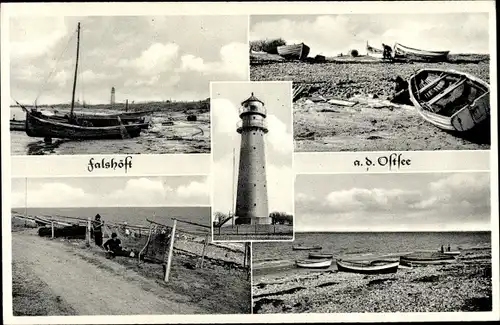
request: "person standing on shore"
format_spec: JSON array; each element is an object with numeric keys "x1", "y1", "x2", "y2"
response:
[
  {"x1": 92, "y1": 214, "x2": 104, "y2": 247},
  {"x1": 382, "y1": 43, "x2": 393, "y2": 60},
  {"x1": 440, "y1": 245, "x2": 445, "y2": 253}
]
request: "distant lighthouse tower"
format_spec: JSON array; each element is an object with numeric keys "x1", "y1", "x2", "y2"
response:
[
  {"x1": 234, "y1": 93, "x2": 270, "y2": 225},
  {"x1": 110, "y1": 87, "x2": 116, "y2": 105}
]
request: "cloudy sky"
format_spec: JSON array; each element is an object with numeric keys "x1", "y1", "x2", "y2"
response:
[
  {"x1": 211, "y1": 81, "x2": 293, "y2": 217},
  {"x1": 295, "y1": 172, "x2": 490, "y2": 232},
  {"x1": 11, "y1": 176, "x2": 210, "y2": 208},
  {"x1": 250, "y1": 13, "x2": 490, "y2": 57},
  {"x1": 10, "y1": 16, "x2": 248, "y2": 105}
]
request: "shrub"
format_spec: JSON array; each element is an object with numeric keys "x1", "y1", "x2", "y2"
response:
[
  {"x1": 250, "y1": 38, "x2": 286, "y2": 54},
  {"x1": 350, "y1": 49, "x2": 359, "y2": 57},
  {"x1": 269, "y1": 211, "x2": 293, "y2": 225}
]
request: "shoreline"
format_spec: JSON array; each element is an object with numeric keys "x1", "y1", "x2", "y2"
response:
[{"x1": 252, "y1": 248, "x2": 492, "y2": 313}]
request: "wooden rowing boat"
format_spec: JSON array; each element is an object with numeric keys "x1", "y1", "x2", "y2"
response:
[
  {"x1": 366, "y1": 42, "x2": 384, "y2": 59},
  {"x1": 408, "y1": 69, "x2": 490, "y2": 132},
  {"x1": 400, "y1": 252, "x2": 456, "y2": 266},
  {"x1": 277, "y1": 43, "x2": 310, "y2": 60},
  {"x1": 10, "y1": 119, "x2": 25, "y2": 131},
  {"x1": 24, "y1": 108, "x2": 146, "y2": 139},
  {"x1": 308, "y1": 252, "x2": 334, "y2": 259},
  {"x1": 292, "y1": 245, "x2": 322, "y2": 251},
  {"x1": 296, "y1": 258, "x2": 332, "y2": 269},
  {"x1": 336, "y1": 259, "x2": 400, "y2": 274},
  {"x1": 443, "y1": 251, "x2": 461, "y2": 256},
  {"x1": 42, "y1": 110, "x2": 152, "y2": 128},
  {"x1": 394, "y1": 43, "x2": 449, "y2": 62}
]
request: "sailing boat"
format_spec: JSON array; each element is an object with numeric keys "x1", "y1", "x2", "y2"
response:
[{"x1": 20, "y1": 22, "x2": 149, "y2": 140}]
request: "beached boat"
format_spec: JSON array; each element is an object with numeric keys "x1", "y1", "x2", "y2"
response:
[
  {"x1": 394, "y1": 43, "x2": 449, "y2": 62},
  {"x1": 42, "y1": 110, "x2": 152, "y2": 128},
  {"x1": 309, "y1": 252, "x2": 334, "y2": 259},
  {"x1": 400, "y1": 252, "x2": 456, "y2": 266},
  {"x1": 443, "y1": 251, "x2": 461, "y2": 256},
  {"x1": 296, "y1": 258, "x2": 332, "y2": 269},
  {"x1": 408, "y1": 69, "x2": 490, "y2": 132},
  {"x1": 277, "y1": 43, "x2": 310, "y2": 60},
  {"x1": 10, "y1": 119, "x2": 25, "y2": 131},
  {"x1": 366, "y1": 42, "x2": 384, "y2": 59},
  {"x1": 336, "y1": 259, "x2": 400, "y2": 274},
  {"x1": 19, "y1": 22, "x2": 148, "y2": 140},
  {"x1": 292, "y1": 245, "x2": 322, "y2": 251},
  {"x1": 23, "y1": 108, "x2": 146, "y2": 139}
]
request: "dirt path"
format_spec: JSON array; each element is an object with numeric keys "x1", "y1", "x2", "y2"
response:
[{"x1": 12, "y1": 231, "x2": 209, "y2": 315}]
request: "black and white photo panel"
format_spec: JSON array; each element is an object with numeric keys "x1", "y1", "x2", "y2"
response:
[{"x1": 211, "y1": 81, "x2": 294, "y2": 242}]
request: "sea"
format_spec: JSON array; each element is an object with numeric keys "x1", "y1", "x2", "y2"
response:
[
  {"x1": 11, "y1": 206, "x2": 211, "y2": 233},
  {"x1": 253, "y1": 231, "x2": 491, "y2": 276},
  {"x1": 9, "y1": 106, "x2": 210, "y2": 155}
]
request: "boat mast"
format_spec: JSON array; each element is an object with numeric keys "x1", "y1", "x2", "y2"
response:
[
  {"x1": 232, "y1": 147, "x2": 235, "y2": 226},
  {"x1": 70, "y1": 22, "x2": 81, "y2": 122},
  {"x1": 24, "y1": 177, "x2": 28, "y2": 217}
]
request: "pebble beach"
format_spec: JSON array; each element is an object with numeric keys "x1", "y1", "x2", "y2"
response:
[
  {"x1": 252, "y1": 248, "x2": 492, "y2": 313},
  {"x1": 250, "y1": 54, "x2": 490, "y2": 152}
]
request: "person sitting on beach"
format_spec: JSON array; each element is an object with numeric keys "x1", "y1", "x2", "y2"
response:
[
  {"x1": 103, "y1": 232, "x2": 124, "y2": 258},
  {"x1": 92, "y1": 214, "x2": 104, "y2": 247}
]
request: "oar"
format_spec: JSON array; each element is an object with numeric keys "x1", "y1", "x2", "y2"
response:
[{"x1": 116, "y1": 116, "x2": 131, "y2": 139}]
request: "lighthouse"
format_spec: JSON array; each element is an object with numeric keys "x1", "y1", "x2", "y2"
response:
[
  {"x1": 110, "y1": 87, "x2": 116, "y2": 105},
  {"x1": 234, "y1": 93, "x2": 270, "y2": 225}
]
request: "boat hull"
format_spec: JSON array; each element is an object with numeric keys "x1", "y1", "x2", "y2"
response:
[
  {"x1": 292, "y1": 245, "x2": 322, "y2": 251},
  {"x1": 309, "y1": 253, "x2": 334, "y2": 259},
  {"x1": 336, "y1": 259, "x2": 399, "y2": 274},
  {"x1": 25, "y1": 111, "x2": 146, "y2": 139},
  {"x1": 10, "y1": 120, "x2": 26, "y2": 131},
  {"x1": 366, "y1": 43, "x2": 384, "y2": 59},
  {"x1": 408, "y1": 69, "x2": 490, "y2": 132},
  {"x1": 41, "y1": 110, "x2": 151, "y2": 128},
  {"x1": 277, "y1": 43, "x2": 310, "y2": 60},
  {"x1": 296, "y1": 259, "x2": 332, "y2": 269},
  {"x1": 394, "y1": 43, "x2": 449, "y2": 62}
]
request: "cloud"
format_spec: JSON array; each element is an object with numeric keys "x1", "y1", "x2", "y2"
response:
[
  {"x1": 119, "y1": 42, "x2": 180, "y2": 76},
  {"x1": 12, "y1": 177, "x2": 210, "y2": 208},
  {"x1": 179, "y1": 42, "x2": 248, "y2": 79},
  {"x1": 266, "y1": 114, "x2": 293, "y2": 154},
  {"x1": 10, "y1": 17, "x2": 68, "y2": 59},
  {"x1": 294, "y1": 173, "x2": 490, "y2": 232},
  {"x1": 211, "y1": 98, "x2": 240, "y2": 136},
  {"x1": 176, "y1": 180, "x2": 210, "y2": 199}
]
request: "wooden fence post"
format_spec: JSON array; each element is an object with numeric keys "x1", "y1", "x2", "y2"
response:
[
  {"x1": 51, "y1": 219, "x2": 54, "y2": 239},
  {"x1": 86, "y1": 217, "x2": 91, "y2": 247},
  {"x1": 164, "y1": 219, "x2": 177, "y2": 282},
  {"x1": 199, "y1": 233, "x2": 209, "y2": 269}
]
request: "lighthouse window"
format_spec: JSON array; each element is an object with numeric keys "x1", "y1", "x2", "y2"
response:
[
  {"x1": 253, "y1": 132, "x2": 255, "y2": 135},
  {"x1": 253, "y1": 116, "x2": 256, "y2": 119},
  {"x1": 254, "y1": 184, "x2": 256, "y2": 187},
  {"x1": 254, "y1": 203, "x2": 257, "y2": 207},
  {"x1": 253, "y1": 146, "x2": 256, "y2": 150}
]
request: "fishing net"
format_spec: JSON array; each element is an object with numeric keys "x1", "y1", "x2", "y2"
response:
[{"x1": 139, "y1": 223, "x2": 173, "y2": 264}]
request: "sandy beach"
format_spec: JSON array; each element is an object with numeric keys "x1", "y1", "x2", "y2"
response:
[
  {"x1": 11, "y1": 227, "x2": 250, "y2": 315},
  {"x1": 252, "y1": 247, "x2": 491, "y2": 313},
  {"x1": 250, "y1": 56, "x2": 490, "y2": 152}
]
